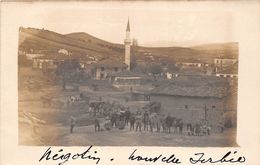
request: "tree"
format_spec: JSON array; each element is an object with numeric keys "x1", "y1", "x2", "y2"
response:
[
  {"x1": 148, "y1": 64, "x2": 163, "y2": 76},
  {"x1": 56, "y1": 59, "x2": 81, "y2": 90}
]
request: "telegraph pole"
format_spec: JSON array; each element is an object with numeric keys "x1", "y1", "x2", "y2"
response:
[{"x1": 204, "y1": 104, "x2": 207, "y2": 121}]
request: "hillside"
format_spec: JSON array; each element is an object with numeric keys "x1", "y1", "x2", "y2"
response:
[
  {"x1": 191, "y1": 42, "x2": 238, "y2": 59},
  {"x1": 18, "y1": 27, "x2": 238, "y2": 64},
  {"x1": 19, "y1": 27, "x2": 124, "y2": 61}
]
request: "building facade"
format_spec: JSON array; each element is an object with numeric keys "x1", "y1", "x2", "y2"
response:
[
  {"x1": 91, "y1": 60, "x2": 127, "y2": 80},
  {"x1": 214, "y1": 58, "x2": 237, "y2": 68},
  {"x1": 149, "y1": 75, "x2": 233, "y2": 127}
]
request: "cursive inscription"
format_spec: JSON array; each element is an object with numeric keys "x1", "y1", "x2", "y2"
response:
[
  {"x1": 128, "y1": 149, "x2": 181, "y2": 164},
  {"x1": 190, "y1": 151, "x2": 246, "y2": 164},
  {"x1": 39, "y1": 145, "x2": 101, "y2": 165}
]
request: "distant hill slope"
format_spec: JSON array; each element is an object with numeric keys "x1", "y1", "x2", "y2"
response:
[
  {"x1": 18, "y1": 27, "x2": 238, "y2": 64},
  {"x1": 191, "y1": 42, "x2": 238, "y2": 59},
  {"x1": 19, "y1": 28, "x2": 125, "y2": 61},
  {"x1": 65, "y1": 32, "x2": 124, "y2": 49}
]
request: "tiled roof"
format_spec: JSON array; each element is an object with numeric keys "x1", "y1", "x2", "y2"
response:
[
  {"x1": 110, "y1": 71, "x2": 151, "y2": 78},
  {"x1": 91, "y1": 59, "x2": 127, "y2": 68},
  {"x1": 33, "y1": 54, "x2": 88, "y2": 61},
  {"x1": 151, "y1": 75, "x2": 229, "y2": 98}
]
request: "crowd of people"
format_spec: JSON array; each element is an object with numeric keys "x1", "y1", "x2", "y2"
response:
[
  {"x1": 64, "y1": 99, "x2": 225, "y2": 136},
  {"x1": 93, "y1": 108, "x2": 213, "y2": 136}
]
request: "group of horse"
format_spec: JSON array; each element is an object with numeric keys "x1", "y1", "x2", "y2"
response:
[{"x1": 108, "y1": 111, "x2": 186, "y2": 134}]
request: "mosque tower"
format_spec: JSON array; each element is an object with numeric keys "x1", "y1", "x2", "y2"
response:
[{"x1": 124, "y1": 18, "x2": 131, "y2": 70}]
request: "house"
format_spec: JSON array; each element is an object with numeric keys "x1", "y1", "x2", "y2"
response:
[
  {"x1": 214, "y1": 58, "x2": 237, "y2": 68},
  {"x1": 164, "y1": 64, "x2": 180, "y2": 79},
  {"x1": 110, "y1": 71, "x2": 152, "y2": 88},
  {"x1": 26, "y1": 53, "x2": 44, "y2": 60},
  {"x1": 216, "y1": 63, "x2": 238, "y2": 78},
  {"x1": 58, "y1": 48, "x2": 72, "y2": 56},
  {"x1": 148, "y1": 75, "x2": 233, "y2": 127},
  {"x1": 32, "y1": 54, "x2": 74, "y2": 70},
  {"x1": 177, "y1": 58, "x2": 205, "y2": 68},
  {"x1": 90, "y1": 59, "x2": 128, "y2": 80}
]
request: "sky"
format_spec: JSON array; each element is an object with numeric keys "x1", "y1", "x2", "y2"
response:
[{"x1": 6, "y1": 1, "x2": 236, "y2": 46}]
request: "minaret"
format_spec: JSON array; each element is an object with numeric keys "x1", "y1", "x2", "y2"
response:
[{"x1": 124, "y1": 18, "x2": 131, "y2": 70}]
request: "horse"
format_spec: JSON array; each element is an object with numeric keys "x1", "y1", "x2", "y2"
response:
[{"x1": 174, "y1": 118, "x2": 184, "y2": 134}]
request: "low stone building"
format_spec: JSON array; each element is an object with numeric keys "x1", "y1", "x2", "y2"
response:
[
  {"x1": 90, "y1": 59, "x2": 128, "y2": 80},
  {"x1": 148, "y1": 75, "x2": 235, "y2": 127},
  {"x1": 110, "y1": 71, "x2": 152, "y2": 88},
  {"x1": 177, "y1": 58, "x2": 206, "y2": 68},
  {"x1": 32, "y1": 54, "x2": 73, "y2": 70},
  {"x1": 214, "y1": 58, "x2": 237, "y2": 68},
  {"x1": 216, "y1": 63, "x2": 238, "y2": 79}
]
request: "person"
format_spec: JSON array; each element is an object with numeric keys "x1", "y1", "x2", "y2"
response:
[
  {"x1": 149, "y1": 112, "x2": 158, "y2": 132},
  {"x1": 135, "y1": 111, "x2": 142, "y2": 132},
  {"x1": 88, "y1": 106, "x2": 93, "y2": 116},
  {"x1": 94, "y1": 118, "x2": 100, "y2": 132},
  {"x1": 160, "y1": 114, "x2": 166, "y2": 133},
  {"x1": 220, "y1": 121, "x2": 224, "y2": 133},
  {"x1": 186, "y1": 123, "x2": 193, "y2": 136},
  {"x1": 111, "y1": 112, "x2": 117, "y2": 128},
  {"x1": 129, "y1": 114, "x2": 135, "y2": 131},
  {"x1": 195, "y1": 123, "x2": 200, "y2": 136},
  {"x1": 143, "y1": 110, "x2": 149, "y2": 131},
  {"x1": 70, "y1": 116, "x2": 76, "y2": 134},
  {"x1": 125, "y1": 108, "x2": 131, "y2": 126},
  {"x1": 179, "y1": 119, "x2": 184, "y2": 134},
  {"x1": 207, "y1": 125, "x2": 211, "y2": 135},
  {"x1": 165, "y1": 113, "x2": 173, "y2": 133}
]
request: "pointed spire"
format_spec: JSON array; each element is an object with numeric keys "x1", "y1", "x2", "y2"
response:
[{"x1": 126, "y1": 18, "x2": 130, "y2": 31}]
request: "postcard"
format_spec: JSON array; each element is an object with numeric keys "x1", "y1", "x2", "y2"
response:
[{"x1": 1, "y1": 1, "x2": 260, "y2": 165}]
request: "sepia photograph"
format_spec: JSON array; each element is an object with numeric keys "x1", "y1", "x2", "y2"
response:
[{"x1": 17, "y1": 4, "x2": 239, "y2": 147}]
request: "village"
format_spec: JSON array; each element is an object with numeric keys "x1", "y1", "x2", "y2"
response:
[{"x1": 18, "y1": 19, "x2": 238, "y2": 146}]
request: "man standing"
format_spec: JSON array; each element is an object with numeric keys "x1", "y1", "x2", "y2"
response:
[
  {"x1": 94, "y1": 118, "x2": 100, "y2": 132},
  {"x1": 111, "y1": 111, "x2": 117, "y2": 128},
  {"x1": 129, "y1": 114, "x2": 135, "y2": 131},
  {"x1": 125, "y1": 108, "x2": 131, "y2": 126},
  {"x1": 143, "y1": 110, "x2": 149, "y2": 131},
  {"x1": 135, "y1": 111, "x2": 142, "y2": 132},
  {"x1": 70, "y1": 116, "x2": 76, "y2": 134},
  {"x1": 165, "y1": 113, "x2": 173, "y2": 134}
]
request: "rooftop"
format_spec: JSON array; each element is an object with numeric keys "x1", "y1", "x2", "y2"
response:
[
  {"x1": 151, "y1": 75, "x2": 230, "y2": 98},
  {"x1": 91, "y1": 59, "x2": 127, "y2": 69},
  {"x1": 110, "y1": 71, "x2": 151, "y2": 78},
  {"x1": 33, "y1": 54, "x2": 75, "y2": 60}
]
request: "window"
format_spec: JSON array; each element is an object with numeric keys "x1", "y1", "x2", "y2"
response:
[
  {"x1": 101, "y1": 67, "x2": 104, "y2": 71},
  {"x1": 185, "y1": 105, "x2": 188, "y2": 109},
  {"x1": 100, "y1": 73, "x2": 104, "y2": 79},
  {"x1": 212, "y1": 105, "x2": 216, "y2": 109},
  {"x1": 114, "y1": 67, "x2": 118, "y2": 72}
]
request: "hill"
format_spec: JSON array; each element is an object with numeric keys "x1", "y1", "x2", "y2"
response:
[
  {"x1": 19, "y1": 27, "x2": 125, "y2": 61},
  {"x1": 18, "y1": 27, "x2": 238, "y2": 64}
]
